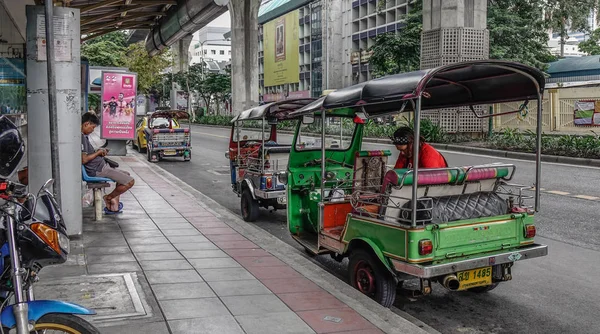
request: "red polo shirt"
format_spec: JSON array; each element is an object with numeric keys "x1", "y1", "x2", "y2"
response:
[{"x1": 394, "y1": 143, "x2": 448, "y2": 169}]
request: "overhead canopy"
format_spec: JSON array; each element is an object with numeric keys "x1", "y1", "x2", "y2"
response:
[
  {"x1": 66, "y1": 0, "x2": 177, "y2": 42},
  {"x1": 231, "y1": 99, "x2": 316, "y2": 123},
  {"x1": 292, "y1": 60, "x2": 546, "y2": 118}
]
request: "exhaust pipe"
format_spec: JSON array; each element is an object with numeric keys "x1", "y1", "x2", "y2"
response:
[{"x1": 442, "y1": 275, "x2": 460, "y2": 291}]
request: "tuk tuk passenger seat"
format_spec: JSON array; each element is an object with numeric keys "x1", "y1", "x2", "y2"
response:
[{"x1": 379, "y1": 165, "x2": 513, "y2": 225}]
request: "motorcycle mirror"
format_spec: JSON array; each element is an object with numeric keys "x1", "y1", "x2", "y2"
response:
[{"x1": 38, "y1": 179, "x2": 54, "y2": 196}]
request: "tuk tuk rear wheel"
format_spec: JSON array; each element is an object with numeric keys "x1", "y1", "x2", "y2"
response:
[
  {"x1": 349, "y1": 248, "x2": 396, "y2": 307},
  {"x1": 241, "y1": 189, "x2": 259, "y2": 222}
]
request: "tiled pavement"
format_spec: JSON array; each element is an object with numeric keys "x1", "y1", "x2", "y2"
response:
[{"x1": 37, "y1": 156, "x2": 394, "y2": 334}]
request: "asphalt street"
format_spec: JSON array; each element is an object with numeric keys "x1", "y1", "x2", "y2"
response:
[{"x1": 134, "y1": 124, "x2": 600, "y2": 334}]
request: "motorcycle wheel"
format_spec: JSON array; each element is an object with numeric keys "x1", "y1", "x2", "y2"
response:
[{"x1": 33, "y1": 313, "x2": 100, "y2": 333}]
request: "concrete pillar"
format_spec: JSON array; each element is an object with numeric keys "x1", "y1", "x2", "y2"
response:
[
  {"x1": 26, "y1": 5, "x2": 82, "y2": 235},
  {"x1": 170, "y1": 35, "x2": 193, "y2": 110},
  {"x1": 421, "y1": 0, "x2": 488, "y2": 134},
  {"x1": 324, "y1": 0, "x2": 343, "y2": 90},
  {"x1": 229, "y1": 0, "x2": 260, "y2": 114}
]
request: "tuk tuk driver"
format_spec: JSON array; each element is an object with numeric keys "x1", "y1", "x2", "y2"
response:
[{"x1": 391, "y1": 126, "x2": 448, "y2": 169}]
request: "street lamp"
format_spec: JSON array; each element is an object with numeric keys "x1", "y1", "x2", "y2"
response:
[{"x1": 196, "y1": 38, "x2": 230, "y2": 115}]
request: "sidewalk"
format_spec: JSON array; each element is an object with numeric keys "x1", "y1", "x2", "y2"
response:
[{"x1": 34, "y1": 154, "x2": 433, "y2": 334}]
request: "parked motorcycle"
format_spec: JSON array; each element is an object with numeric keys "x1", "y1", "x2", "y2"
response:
[{"x1": 0, "y1": 115, "x2": 99, "y2": 333}]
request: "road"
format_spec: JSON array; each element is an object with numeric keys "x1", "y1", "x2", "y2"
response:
[{"x1": 136, "y1": 124, "x2": 600, "y2": 334}]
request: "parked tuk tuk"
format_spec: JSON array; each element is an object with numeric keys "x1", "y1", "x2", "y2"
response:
[
  {"x1": 145, "y1": 110, "x2": 192, "y2": 162},
  {"x1": 279, "y1": 60, "x2": 548, "y2": 306},
  {"x1": 226, "y1": 99, "x2": 315, "y2": 222}
]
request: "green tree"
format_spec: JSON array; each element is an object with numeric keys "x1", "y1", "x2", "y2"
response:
[
  {"x1": 369, "y1": 0, "x2": 422, "y2": 76},
  {"x1": 173, "y1": 64, "x2": 232, "y2": 116},
  {"x1": 488, "y1": 0, "x2": 556, "y2": 70},
  {"x1": 80, "y1": 31, "x2": 127, "y2": 67},
  {"x1": 369, "y1": 0, "x2": 556, "y2": 74},
  {"x1": 543, "y1": 0, "x2": 599, "y2": 57},
  {"x1": 124, "y1": 42, "x2": 173, "y2": 95},
  {"x1": 578, "y1": 28, "x2": 600, "y2": 55}
]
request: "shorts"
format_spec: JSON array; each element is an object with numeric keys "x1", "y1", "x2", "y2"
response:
[{"x1": 96, "y1": 164, "x2": 134, "y2": 185}]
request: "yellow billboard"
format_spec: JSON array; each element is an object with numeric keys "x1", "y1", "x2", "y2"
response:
[{"x1": 263, "y1": 10, "x2": 299, "y2": 87}]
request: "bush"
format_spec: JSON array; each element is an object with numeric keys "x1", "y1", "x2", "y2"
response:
[
  {"x1": 195, "y1": 115, "x2": 233, "y2": 126},
  {"x1": 487, "y1": 129, "x2": 600, "y2": 159}
]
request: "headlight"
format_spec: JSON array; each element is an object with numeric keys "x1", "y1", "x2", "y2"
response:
[
  {"x1": 277, "y1": 171, "x2": 288, "y2": 185},
  {"x1": 58, "y1": 233, "x2": 70, "y2": 254}
]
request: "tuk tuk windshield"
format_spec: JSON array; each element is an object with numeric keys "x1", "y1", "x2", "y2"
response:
[
  {"x1": 233, "y1": 122, "x2": 272, "y2": 142},
  {"x1": 150, "y1": 117, "x2": 178, "y2": 129},
  {"x1": 295, "y1": 117, "x2": 356, "y2": 151}
]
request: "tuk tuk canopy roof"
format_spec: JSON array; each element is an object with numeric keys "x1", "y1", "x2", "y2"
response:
[
  {"x1": 149, "y1": 110, "x2": 190, "y2": 120},
  {"x1": 291, "y1": 60, "x2": 546, "y2": 118},
  {"x1": 231, "y1": 99, "x2": 316, "y2": 122}
]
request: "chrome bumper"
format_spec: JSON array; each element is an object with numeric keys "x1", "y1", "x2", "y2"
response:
[
  {"x1": 254, "y1": 189, "x2": 286, "y2": 199},
  {"x1": 390, "y1": 244, "x2": 548, "y2": 278}
]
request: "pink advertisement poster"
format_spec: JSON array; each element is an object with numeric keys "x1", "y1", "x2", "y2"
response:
[{"x1": 100, "y1": 71, "x2": 137, "y2": 139}]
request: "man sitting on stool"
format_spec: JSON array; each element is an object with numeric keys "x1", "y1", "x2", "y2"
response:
[{"x1": 81, "y1": 112, "x2": 135, "y2": 212}]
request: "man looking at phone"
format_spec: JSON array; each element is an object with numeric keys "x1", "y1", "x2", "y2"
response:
[{"x1": 81, "y1": 112, "x2": 134, "y2": 212}]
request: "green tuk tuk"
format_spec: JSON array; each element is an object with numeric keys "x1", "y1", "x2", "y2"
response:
[{"x1": 279, "y1": 60, "x2": 549, "y2": 307}]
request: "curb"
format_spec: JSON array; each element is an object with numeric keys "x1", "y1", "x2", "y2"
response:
[
  {"x1": 134, "y1": 153, "x2": 436, "y2": 334},
  {"x1": 191, "y1": 124, "x2": 600, "y2": 167},
  {"x1": 430, "y1": 143, "x2": 600, "y2": 167}
]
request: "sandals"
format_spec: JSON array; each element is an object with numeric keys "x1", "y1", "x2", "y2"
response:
[{"x1": 104, "y1": 202, "x2": 124, "y2": 215}]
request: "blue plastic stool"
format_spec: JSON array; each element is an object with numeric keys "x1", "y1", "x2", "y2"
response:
[{"x1": 82, "y1": 166, "x2": 113, "y2": 220}]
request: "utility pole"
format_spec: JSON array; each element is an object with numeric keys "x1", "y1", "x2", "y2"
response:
[{"x1": 44, "y1": 0, "x2": 61, "y2": 205}]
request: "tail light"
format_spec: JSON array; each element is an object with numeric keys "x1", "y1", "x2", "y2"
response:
[
  {"x1": 418, "y1": 239, "x2": 433, "y2": 255},
  {"x1": 524, "y1": 224, "x2": 536, "y2": 239},
  {"x1": 266, "y1": 177, "x2": 273, "y2": 189}
]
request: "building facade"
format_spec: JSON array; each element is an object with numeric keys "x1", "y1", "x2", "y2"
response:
[
  {"x1": 341, "y1": 0, "x2": 415, "y2": 87},
  {"x1": 189, "y1": 26, "x2": 232, "y2": 66}
]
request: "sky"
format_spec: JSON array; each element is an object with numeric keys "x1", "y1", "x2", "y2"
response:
[{"x1": 208, "y1": 11, "x2": 231, "y2": 28}]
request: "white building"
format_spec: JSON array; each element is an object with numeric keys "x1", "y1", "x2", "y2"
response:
[{"x1": 189, "y1": 26, "x2": 231, "y2": 66}]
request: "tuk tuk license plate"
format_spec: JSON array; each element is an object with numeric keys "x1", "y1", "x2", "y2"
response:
[
  {"x1": 457, "y1": 266, "x2": 492, "y2": 290},
  {"x1": 163, "y1": 150, "x2": 177, "y2": 156},
  {"x1": 277, "y1": 196, "x2": 287, "y2": 204}
]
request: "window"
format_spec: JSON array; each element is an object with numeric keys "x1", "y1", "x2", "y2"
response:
[
  {"x1": 204, "y1": 50, "x2": 207, "y2": 55},
  {"x1": 220, "y1": 50, "x2": 225, "y2": 55},
  {"x1": 295, "y1": 117, "x2": 356, "y2": 151},
  {"x1": 233, "y1": 124, "x2": 272, "y2": 142},
  {"x1": 211, "y1": 50, "x2": 216, "y2": 55},
  {"x1": 228, "y1": 50, "x2": 231, "y2": 55}
]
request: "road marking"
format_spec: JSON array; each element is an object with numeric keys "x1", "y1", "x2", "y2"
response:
[
  {"x1": 546, "y1": 190, "x2": 570, "y2": 196},
  {"x1": 574, "y1": 195, "x2": 600, "y2": 201},
  {"x1": 195, "y1": 132, "x2": 229, "y2": 139}
]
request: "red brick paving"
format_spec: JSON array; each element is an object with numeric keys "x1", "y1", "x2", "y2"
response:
[
  {"x1": 235, "y1": 255, "x2": 287, "y2": 268},
  {"x1": 205, "y1": 234, "x2": 248, "y2": 242},
  {"x1": 247, "y1": 265, "x2": 303, "y2": 280},
  {"x1": 190, "y1": 222, "x2": 230, "y2": 229},
  {"x1": 198, "y1": 227, "x2": 238, "y2": 235},
  {"x1": 224, "y1": 248, "x2": 271, "y2": 258},
  {"x1": 277, "y1": 291, "x2": 349, "y2": 312},
  {"x1": 297, "y1": 308, "x2": 379, "y2": 333},
  {"x1": 261, "y1": 277, "x2": 324, "y2": 294},
  {"x1": 214, "y1": 240, "x2": 258, "y2": 249}
]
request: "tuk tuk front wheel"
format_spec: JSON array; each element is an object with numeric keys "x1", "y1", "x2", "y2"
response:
[
  {"x1": 241, "y1": 189, "x2": 260, "y2": 222},
  {"x1": 349, "y1": 248, "x2": 396, "y2": 307}
]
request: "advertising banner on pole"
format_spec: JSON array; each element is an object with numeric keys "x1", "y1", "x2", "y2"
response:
[
  {"x1": 100, "y1": 71, "x2": 137, "y2": 139},
  {"x1": 263, "y1": 9, "x2": 299, "y2": 87}
]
